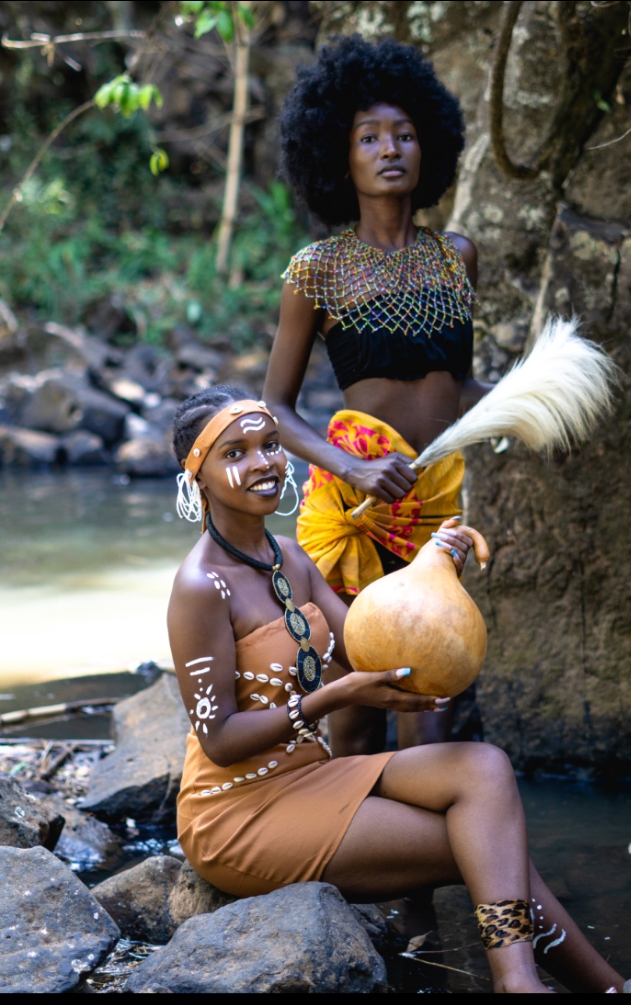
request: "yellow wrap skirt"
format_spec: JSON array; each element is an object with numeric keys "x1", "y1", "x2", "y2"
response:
[{"x1": 296, "y1": 410, "x2": 464, "y2": 596}]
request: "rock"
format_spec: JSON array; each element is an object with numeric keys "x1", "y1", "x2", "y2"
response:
[
  {"x1": 115, "y1": 437, "x2": 180, "y2": 477},
  {"x1": 0, "y1": 424, "x2": 61, "y2": 467},
  {"x1": 6, "y1": 369, "x2": 129, "y2": 444},
  {"x1": 167, "y1": 860, "x2": 237, "y2": 935},
  {"x1": 44, "y1": 322, "x2": 114, "y2": 374},
  {"x1": 0, "y1": 845, "x2": 119, "y2": 993},
  {"x1": 0, "y1": 778, "x2": 65, "y2": 851},
  {"x1": 61, "y1": 431, "x2": 108, "y2": 467},
  {"x1": 36, "y1": 795, "x2": 123, "y2": 873},
  {"x1": 124, "y1": 883, "x2": 387, "y2": 994},
  {"x1": 349, "y1": 903, "x2": 390, "y2": 950},
  {"x1": 433, "y1": 886, "x2": 488, "y2": 993},
  {"x1": 7, "y1": 369, "x2": 83, "y2": 433},
  {"x1": 81, "y1": 674, "x2": 190, "y2": 821},
  {"x1": 82, "y1": 294, "x2": 137, "y2": 344},
  {"x1": 141, "y1": 397, "x2": 178, "y2": 433},
  {"x1": 92, "y1": 857, "x2": 181, "y2": 944},
  {"x1": 68, "y1": 379, "x2": 130, "y2": 445},
  {"x1": 175, "y1": 343, "x2": 222, "y2": 374}
]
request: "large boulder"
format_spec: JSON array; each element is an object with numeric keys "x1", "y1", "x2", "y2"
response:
[
  {"x1": 0, "y1": 778, "x2": 65, "y2": 850},
  {"x1": 0, "y1": 423, "x2": 61, "y2": 467},
  {"x1": 124, "y1": 883, "x2": 387, "y2": 994},
  {"x1": 9, "y1": 369, "x2": 84, "y2": 433},
  {"x1": 0, "y1": 846, "x2": 119, "y2": 993},
  {"x1": 115, "y1": 437, "x2": 180, "y2": 477},
  {"x1": 81, "y1": 674, "x2": 190, "y2": 821},
  {"x1": 92, "y1": 857, "x2": 181, "y2": 945}
]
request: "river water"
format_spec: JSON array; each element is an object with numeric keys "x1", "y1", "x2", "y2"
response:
[{"x1": 1, "y1": 469, "x2": 630, "y2": 985}]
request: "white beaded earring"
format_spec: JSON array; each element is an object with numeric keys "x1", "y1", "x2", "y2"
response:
[
  {"x1": 176, "y1": 471, "x2": 204, "y2": 523},
  {"x1": 276, "y1": 461, "x2": 300, "y2": 518}
]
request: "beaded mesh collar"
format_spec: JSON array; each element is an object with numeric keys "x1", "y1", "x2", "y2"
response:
[{"x1": 282, "y1": 228, "x2": 474, "y2": 339}]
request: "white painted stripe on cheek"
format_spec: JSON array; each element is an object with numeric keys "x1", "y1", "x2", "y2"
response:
[
  {"x1": 233, "y1": 467, "x2": 241, "y2": 486},
  {"x1": 226, "y1": 467, "x2": 234, "y2": 489}
]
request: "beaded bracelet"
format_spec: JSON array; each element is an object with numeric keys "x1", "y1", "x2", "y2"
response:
[{"x1": 287, "y1": 694, "x2": 319, "y2": 739}]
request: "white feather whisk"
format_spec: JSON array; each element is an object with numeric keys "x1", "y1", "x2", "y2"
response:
[{"x1": 352, "y1": 316, "x2": 619, "y2": 520}]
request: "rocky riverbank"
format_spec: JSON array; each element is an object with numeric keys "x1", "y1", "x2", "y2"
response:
[
  {"x1": 0, "y1": 674, "x2": 493, "y2": 994},
  {"x1": 0, "y1": 304, "x2": 342, "y2": 476}
]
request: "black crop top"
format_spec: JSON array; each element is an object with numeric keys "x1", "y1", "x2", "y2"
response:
[
  {"x1": 323, "y1": 314, "x2": 473, "y2": 392},
  {"x1": 282, "y1": 228, "x2": 475, "y2": 392}
]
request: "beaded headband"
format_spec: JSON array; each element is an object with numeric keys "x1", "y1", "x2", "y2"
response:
[{"x1": 176, "y1": 399, "x2": 276, "y2": 524}]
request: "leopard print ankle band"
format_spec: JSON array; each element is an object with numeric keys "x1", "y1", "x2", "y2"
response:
[{"x1": 475, "y1": 900, "x2": 534, "y2": 950}]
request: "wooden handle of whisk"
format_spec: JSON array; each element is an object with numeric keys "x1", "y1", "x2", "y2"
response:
[{"x1": 351, "y1": 457, "x2": 424, "y2": 521}]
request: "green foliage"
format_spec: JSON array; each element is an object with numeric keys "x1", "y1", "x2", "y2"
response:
[
  {"x1": 95, "y1": 74, "x2": 163, "y2": 118},
  {"x1": 180, "y1": 1, "x2": 255, "y2": 42},
  {"x1": 149, "y1": 149, "x2": 170, "y2": 177}
]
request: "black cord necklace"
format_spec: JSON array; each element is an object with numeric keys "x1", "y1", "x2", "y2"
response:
[{"x1": 206, "y1": 514, "x2": 323, "y2": 694}]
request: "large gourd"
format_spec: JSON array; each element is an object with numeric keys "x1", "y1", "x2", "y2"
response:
[{"x1": 344, "y1": 523, "x2": 491, "y2": 697}]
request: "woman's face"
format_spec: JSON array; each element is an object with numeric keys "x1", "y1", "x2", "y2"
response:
[
  {"x1": 197, "y1": 413, "x2": 287, "y2": 517},
  {"x1": 348, "y1": 103, "x2": 421, "y2": 201}
]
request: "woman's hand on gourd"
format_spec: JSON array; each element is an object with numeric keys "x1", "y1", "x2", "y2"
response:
[
  {"x1": 431, "y1": 518, "x2": 476, "y2": 576},
  {"x1": 346, "y1": 453, "x2": 417, "y2": 503},
  {"x1": 340, "y1": 668, "x2": 450, "y2": 714}
]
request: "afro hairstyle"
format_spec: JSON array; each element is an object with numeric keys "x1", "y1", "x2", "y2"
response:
[{"x1": 279, "y1": 34, "x2": 465, "y2": 228}]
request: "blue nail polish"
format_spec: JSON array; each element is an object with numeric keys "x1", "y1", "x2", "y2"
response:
[
  {"x1": 396, "y1": 668, "x2": 412, "y2": 678},
  {"x1": 434, "y1": 540, "x2": 449, "y2": 549},
  {"x1": 452, "y1": 550, "x2": 459, "y2": 559}
]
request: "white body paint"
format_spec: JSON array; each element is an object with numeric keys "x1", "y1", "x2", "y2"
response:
[
  {"x1": 207, "y1": 572, "x2": 231, "y2": 600},
  {"x1": 193, "y1": 682, "x2": 219, "y2": 735},
  {"x1": 226, "y1": 466, "x2": 242, "y2": 489},
  {"x1": 241, "y1": 417, "x2": 266, "y2": 434},
  {"x1": 186, "y1": 656, "x2": 215, "y2": 668},
  {"x1": 543, "y1": 930, "x2": 567, "y2": 954}
]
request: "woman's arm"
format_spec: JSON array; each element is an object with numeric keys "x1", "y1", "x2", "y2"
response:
[
  {"x1": 445, "y1": 233, "x2": 495, "y2": 411},
  {"x1": 168, "y1": 565, "x2": 444, "y2": 768},
  {"x1": 264, "y1": 283, "x2": 417, "y2": 503}
]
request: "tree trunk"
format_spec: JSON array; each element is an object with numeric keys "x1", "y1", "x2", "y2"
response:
[{"x1": 216, "y1": 2, "x2": 252, "y2": 278}]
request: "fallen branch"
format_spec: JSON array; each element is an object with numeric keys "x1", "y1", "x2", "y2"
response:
[
  {"x1": 1, "y1": 29, "x2": 145, "y2": 49},
  {"x1": 400, "y1": 953, "x2": 490, "y2": 981},
  {"x1": 0, "y1": 697, "x2": 120, "y2": 727},
  {"x1": 39, "y1": 743, "x2": 76, "y2": 781},
  {"x1": 586, "y1": 123, "x2": 631, "y2": 149}
]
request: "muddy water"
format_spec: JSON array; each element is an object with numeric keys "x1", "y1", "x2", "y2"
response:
[{"x1": 0, "y1": 469, "x2": 301, "y2": 687}]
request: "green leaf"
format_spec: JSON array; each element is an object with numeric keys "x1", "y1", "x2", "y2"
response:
[
  {"x1": 194, "y1": 9, "x2": 218, "y2": 37},
  {"x1": 238, "y1": 5, "x2": 256, "y2": 28},
  {"x1": 150, "y1": 148, "x2": 170, "y2": 176},
  {"x1": 181, "y1": 1, "x2": 206, "y2": 13},
  {"x1": 217, "y1": 8, "x2": 234, "y2": 40},
  {"x1": 597, "y1": 99, "x2": 611, "y2": 112},
  {"x1": 94, "y1": 78, "x2": 117, "y2": 109},
  {"x1": 152, "y1": 87, "x2": 164, "y2": 110}
]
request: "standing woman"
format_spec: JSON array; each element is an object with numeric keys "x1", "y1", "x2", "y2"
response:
[{"x1": 264, "y1": 35, "x2": 490, "y2": 750}]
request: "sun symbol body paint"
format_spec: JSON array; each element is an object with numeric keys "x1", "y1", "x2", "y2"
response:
[{"x1": 193, "y1": 681, "x2": 219, "y2": 735}]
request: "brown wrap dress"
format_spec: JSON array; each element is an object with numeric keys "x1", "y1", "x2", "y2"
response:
[{"x1": 177, "y1": 603, "x2": 394, "y2": 897}]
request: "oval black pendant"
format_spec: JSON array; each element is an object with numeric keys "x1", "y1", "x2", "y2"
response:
[
  {"x1": 284, "y1": 607, "x2": 311, "y2": 644},
  {"x1": 296, "y1": 647, "x2": 322, "y2": 694},
  {"x1": 272, "y1": 570, "x2": 293, "y2": 605}
]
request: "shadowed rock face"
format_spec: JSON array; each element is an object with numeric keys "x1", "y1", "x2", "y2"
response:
[
  {"x1": 124, "y1": 882, "x2": 387, "y2": 994},
  {"x1": 0, "y1": 846, "x2": 119, "y2": 994},
  {"x1": 92, "y1": 856, "x2": 182, "y2": 945},
  {"x1": 81, "y1": 674, "x2": 190, "y2": 821},
  {"x1": 0, "y1": 778, "x2": 65, "y2": 850}
]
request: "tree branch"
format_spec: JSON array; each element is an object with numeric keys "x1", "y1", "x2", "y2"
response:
[
  {"x1": 0, "y1": 100, "x2": 95, "y2": 235},
  {"x1": 1, "y1": 29, "x2": 145, "y2": 50}
]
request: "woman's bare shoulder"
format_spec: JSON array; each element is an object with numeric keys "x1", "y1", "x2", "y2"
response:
[{"x1": 444, "y1": 231, "x2": 477, "y2": 266}]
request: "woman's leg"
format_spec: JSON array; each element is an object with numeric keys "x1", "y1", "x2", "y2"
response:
[{"x1": 322, "y1": 742, "x2": 623, "y2": 993}]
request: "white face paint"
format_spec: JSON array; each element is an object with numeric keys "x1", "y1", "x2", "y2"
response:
[
  {"x1": 226, "y1": 466, "x2": 241, "y2": 489},
  {"x1": 241, "y1": 416, "x2": 266, "y2": 434},
  {"x1": 207, "y1": 572, "x2": 231, "y2": 600}
]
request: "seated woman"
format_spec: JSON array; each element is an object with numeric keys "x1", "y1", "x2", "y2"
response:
[{"x1": 168, "y1": 386, "x2": 623, "y2": 995}]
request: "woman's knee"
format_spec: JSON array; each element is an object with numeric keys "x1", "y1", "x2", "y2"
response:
[{"x1": 458, "y1": 742, "x2": 516, "y2": 790}]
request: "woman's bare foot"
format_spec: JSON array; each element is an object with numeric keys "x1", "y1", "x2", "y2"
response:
[
  {"x1": 494, "y1": 971, "x2": 555, "y2": 993},
  {"x1": 488, "y1": 945, "x2": 555, "y2": 994}
]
